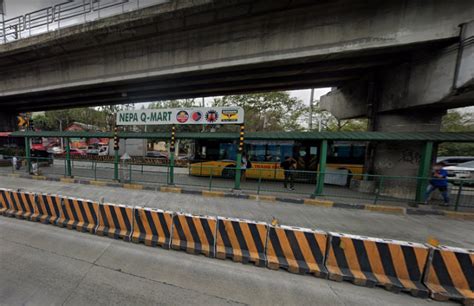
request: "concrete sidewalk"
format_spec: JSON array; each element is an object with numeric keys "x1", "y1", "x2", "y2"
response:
[{"x1": 0, "y1": 176, "x2": 472, "y2": 249}]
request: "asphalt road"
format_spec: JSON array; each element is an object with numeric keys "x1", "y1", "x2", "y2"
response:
[
  {"x1": 0, "y1": 176, "x2": 473, "y2": 249},
  {"x1": 0, "y1": 217, "x2": 455, "y2": 306}
]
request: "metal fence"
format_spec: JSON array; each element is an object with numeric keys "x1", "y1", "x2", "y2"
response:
[
  {"x1": 0, "y1": 0, "x2": 168, "y2": 44},
  {"x1": 2, "y1": 155, "x2": 473, "y2": 211}
]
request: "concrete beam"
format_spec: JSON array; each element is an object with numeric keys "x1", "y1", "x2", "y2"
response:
[
  {"x1": 322, "y1": 20, "x2": 474, "y2": 119},
  {"x1": 1, "y1": 0, "x2": 474, "y2": 110}
]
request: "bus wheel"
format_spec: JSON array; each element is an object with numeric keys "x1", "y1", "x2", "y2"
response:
[{"x1": 222, "y1": 167, "x2": 236, "y2": 179}]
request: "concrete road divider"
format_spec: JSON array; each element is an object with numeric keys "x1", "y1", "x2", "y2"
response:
[
  {"x1": 424, "y1": 245, "x2": 474, "y2": 303},
  {"x1": 171, "y1": 213, "x2": 217, "y2": 257},
  {"x1": 216, "y1": 217, "x2": 268, "y2": 266},
  {"x1": 97, "y1": 203, "x2": 133, "y2": 241},
  {"x1": 266, "y1": 225, "x2": 328, "y2": 278},
  {"x1": 132, "y1": 207, "x2": 173, "y2": 248},
  {"x1": 0, "y1": 188, "x2": 11, "y2": 215},
  {"x1": 5, "y1": 190, "x2": 36, "y2": 220},
  {"x1": 31, "y1": 193, "x2": 62, "y2": 224},
  {"x1": 57, "y1": 197, "x2": 99, "y2": 233},
  {"x1": 326, "y1": 233, "x2": 430, "y2": 298}
]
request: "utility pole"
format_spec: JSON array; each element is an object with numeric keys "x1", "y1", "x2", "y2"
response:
[
  {"x1": 57, "y1": 118, "x2": 64, "y2": 149},
  {"x1": 309, "y1": 88, "x2": 314, "y2": 130}
]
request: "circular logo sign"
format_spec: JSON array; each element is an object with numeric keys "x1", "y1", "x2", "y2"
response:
[
  {"x1": 205, "y1": 110, "x2": 218, "y2": 123},
  {"x1": 191, "y1": 111, "x2": 202, "y2": 122},
  {"x1": 176, "y1": 110, "x2": 189, "y2": 123}
]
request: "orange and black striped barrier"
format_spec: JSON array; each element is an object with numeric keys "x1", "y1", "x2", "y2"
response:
[
  {"x1": 424, "y1": 245, "x2": 474, "y2": 303},
  {"x1": 57, "y1": 197, "x2": 99, "y2": 233},
  {"x1": 216, "y1": 217, "x2": 268, "y2": 266},
  {"x1": 171, "y1": 213, "x2": 217, "y2": 257},
  {"x1": 97, "y1": 203, "x2": 133, "y2": 241},
  {"x1": 132, "y1": 207, "x2": 173, "y2": 248},
  {"x1": 31, "y1": 193, "x2": 62, "y2": 224},
  {"x1": 0, "y1": 188, "x2": 11, "y2": 215},
  {"x1": 325, "y1": 233, "x2": 430, "y2": 297},
  {"x1": 5, "y1": 190, "x2": 36, "y2": 220},
  {"x1": 266, "y1": 225, "x2": 328, "y2": 278}
]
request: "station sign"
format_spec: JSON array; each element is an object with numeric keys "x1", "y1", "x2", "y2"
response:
[{"x1": 116, "y1": 107, "x2": 244, "y2": 125}]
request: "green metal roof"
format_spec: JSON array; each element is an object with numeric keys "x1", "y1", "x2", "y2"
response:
[{"x1": 8, "y1": 130, "x2": 474, "y2": 142}]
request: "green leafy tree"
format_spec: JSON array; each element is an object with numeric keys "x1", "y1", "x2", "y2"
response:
[
  {"x1": 302, "y1": 103, "x2": 367, "y2": 132},
  {"x1": 212, "y1": 92, "x2": 306, "y2": 132},
  {"x1": 438, "y1": 110, "x2": 474, "y2": 156},
  {"x1": 33, "y1": 108, "x2": 108, "y2": 131}
]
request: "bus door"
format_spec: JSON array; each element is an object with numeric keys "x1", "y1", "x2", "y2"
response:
[{"x1": 294, "y1": 141, "x2": 319, "y2": 182}]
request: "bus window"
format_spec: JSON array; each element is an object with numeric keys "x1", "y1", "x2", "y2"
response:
[
  {"x1": 280, "y1": 145, "x2": 293, "y2": 162},
  {"x1": 219, "y1": 143, "x2": 236, "y2": 160}
]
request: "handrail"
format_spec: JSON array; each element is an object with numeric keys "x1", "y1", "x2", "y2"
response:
[{"x1": 0, "y1": 0, "x2": 166, "y2": 44}]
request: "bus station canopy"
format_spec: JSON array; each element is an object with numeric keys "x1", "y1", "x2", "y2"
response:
[{"x1": 9, "y1": 131, "x2": 474, "y2": 143}]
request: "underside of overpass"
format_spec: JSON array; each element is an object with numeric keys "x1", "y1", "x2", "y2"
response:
[
  {"x1": 0, "y1": 0, "x2": 473, "y2": 112},
  {"x1": 0, "y1": 0, "x2": 474, "y2": 193}
]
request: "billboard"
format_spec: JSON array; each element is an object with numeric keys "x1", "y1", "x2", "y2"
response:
[{"x1": 116, "y1": 107, "x2": 244, "y2": 126}]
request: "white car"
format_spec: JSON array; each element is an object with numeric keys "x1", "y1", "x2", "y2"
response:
[
  {"x1": 444, "y1": 160, "x2": 474, "y2": 180},
  {"x1": 48, "y1": 146, "x2": 64, "y2": 154}
]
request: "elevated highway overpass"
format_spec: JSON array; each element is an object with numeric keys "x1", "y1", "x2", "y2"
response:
[
  {"x1": 0, "y1": 0, "x2": 473, "y2": 186},
  {"x1": 0, "y1": 0, "x2": 472, "y2": 113}
]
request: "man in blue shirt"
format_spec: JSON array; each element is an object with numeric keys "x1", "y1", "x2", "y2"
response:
[{"x1": 424, "y1": 162, "x2": 449, "y2": 206}]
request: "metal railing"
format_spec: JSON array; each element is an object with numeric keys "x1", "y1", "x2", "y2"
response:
[
  {"x1": 0, "y1": 0, "x2": 168, "y2": 44},
  {"x1": 1, "y1": 155, "x2": 473, "y2": 210}
]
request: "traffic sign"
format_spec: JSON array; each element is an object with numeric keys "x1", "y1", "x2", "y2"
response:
[{"x1": 17, "y1": 115, "x2": 27, "y2": 128}]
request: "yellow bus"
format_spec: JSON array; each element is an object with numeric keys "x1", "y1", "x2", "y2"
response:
[{"x1": 189, "y1": 139, "x2": 365, "y2": 185}]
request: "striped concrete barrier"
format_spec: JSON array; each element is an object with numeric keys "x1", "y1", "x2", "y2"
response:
[
  {"x1": 0, "y1": 188, "x2": 11, "y2": 215},
  {"x1": 216, "y1": 217, "x2": 268, "y2": 266},
  {"x1": 97, "y1": 203, "x2": 133, "y2": 241},
  {"x1": 326, "y1": 233, "x2": 430, "y2": 298},
  {"x1": 171, "y1": 213, "x2": 217, "y2": 257},
  {"x1": 57, "y1": 197, "x2": 99, "y2": 233},
  {"x1": 132, "y1": 207, "x2": 173, "y2": 248},
  {"x1": 5, "y1": 190, "x2": 36, "y2": 220},
  {"x1": 266, "y1": 225, "x2": 328, "y2": 278},
  {"x1": 31, "y1": 193, "x2": 62, "y2": 224},
  {"x1": 424, "y1": 245, "x2": 474, "y2": 304}
]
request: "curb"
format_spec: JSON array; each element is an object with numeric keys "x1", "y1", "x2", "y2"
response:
[{"x1": 2, "y1": 172, "x2": 473, "y2": 220}]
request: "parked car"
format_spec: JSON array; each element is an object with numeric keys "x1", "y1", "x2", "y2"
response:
[
  {"x1": 146, "y1": 151, "x2": 168, "y2": 159},
  {"x1": 48, "y1": 146, "x2": 64, "y2": 154},
  {"x1": 437, "y1": 156, "x2": 474, "y2": 167},
  {"x1": 86, "y1": 145, "x2": 99, "y2": 155},
  {"x1": 443, "y1": 160, "x2": 474, "y2": 181},
  {"x1": 64, "y1": 148, "x2": 87, "y2": 156}
]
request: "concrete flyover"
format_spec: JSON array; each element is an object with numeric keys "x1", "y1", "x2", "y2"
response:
[
  {"x1": 0, "y1": 0, "x2": 473, "y2": 114},
  {"x1": 0, "y1": 0, "x2": 473, "y2": 194}
]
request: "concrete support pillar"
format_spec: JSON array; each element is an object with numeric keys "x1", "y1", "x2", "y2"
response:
[{"x1": 371, "y1": 111, "x2": 444, "y2": 200}]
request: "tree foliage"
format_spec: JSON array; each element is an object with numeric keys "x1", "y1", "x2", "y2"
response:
[
  {"x1": 33, "y1": 108, "x2": 108, "y2": 131},
  {"x1": 438, "y1": 110, "x2": 474, "y2": 156},
  {"x1": 212, "y1": 92, "x2": 306, "y2": 132}
]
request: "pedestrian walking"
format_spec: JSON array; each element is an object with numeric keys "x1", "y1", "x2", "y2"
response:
[
  {"x1": 424, "y1": 162, "x2": 449, "y2": 206},
  {"x1": 12, "y1": 156, "x2": 17, "y2": 172},
  {"x1": 280, "y1": 156, "x2": 297, "y2": 190},
  {"x1": 240, "y1": 153, "x2": 249, "y2": 181}
]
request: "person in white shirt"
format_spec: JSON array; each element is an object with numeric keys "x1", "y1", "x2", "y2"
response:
[
  {"x1": 241, "y1": 154, "x2": 248, "y2": 181},
  {"x1": 12, "y1": 156, "x2": 17, "y2": 172}
]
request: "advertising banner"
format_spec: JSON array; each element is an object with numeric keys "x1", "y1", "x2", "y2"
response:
[{"x1": 116, "y1": 107, "x2": 244, "y2": 125}]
